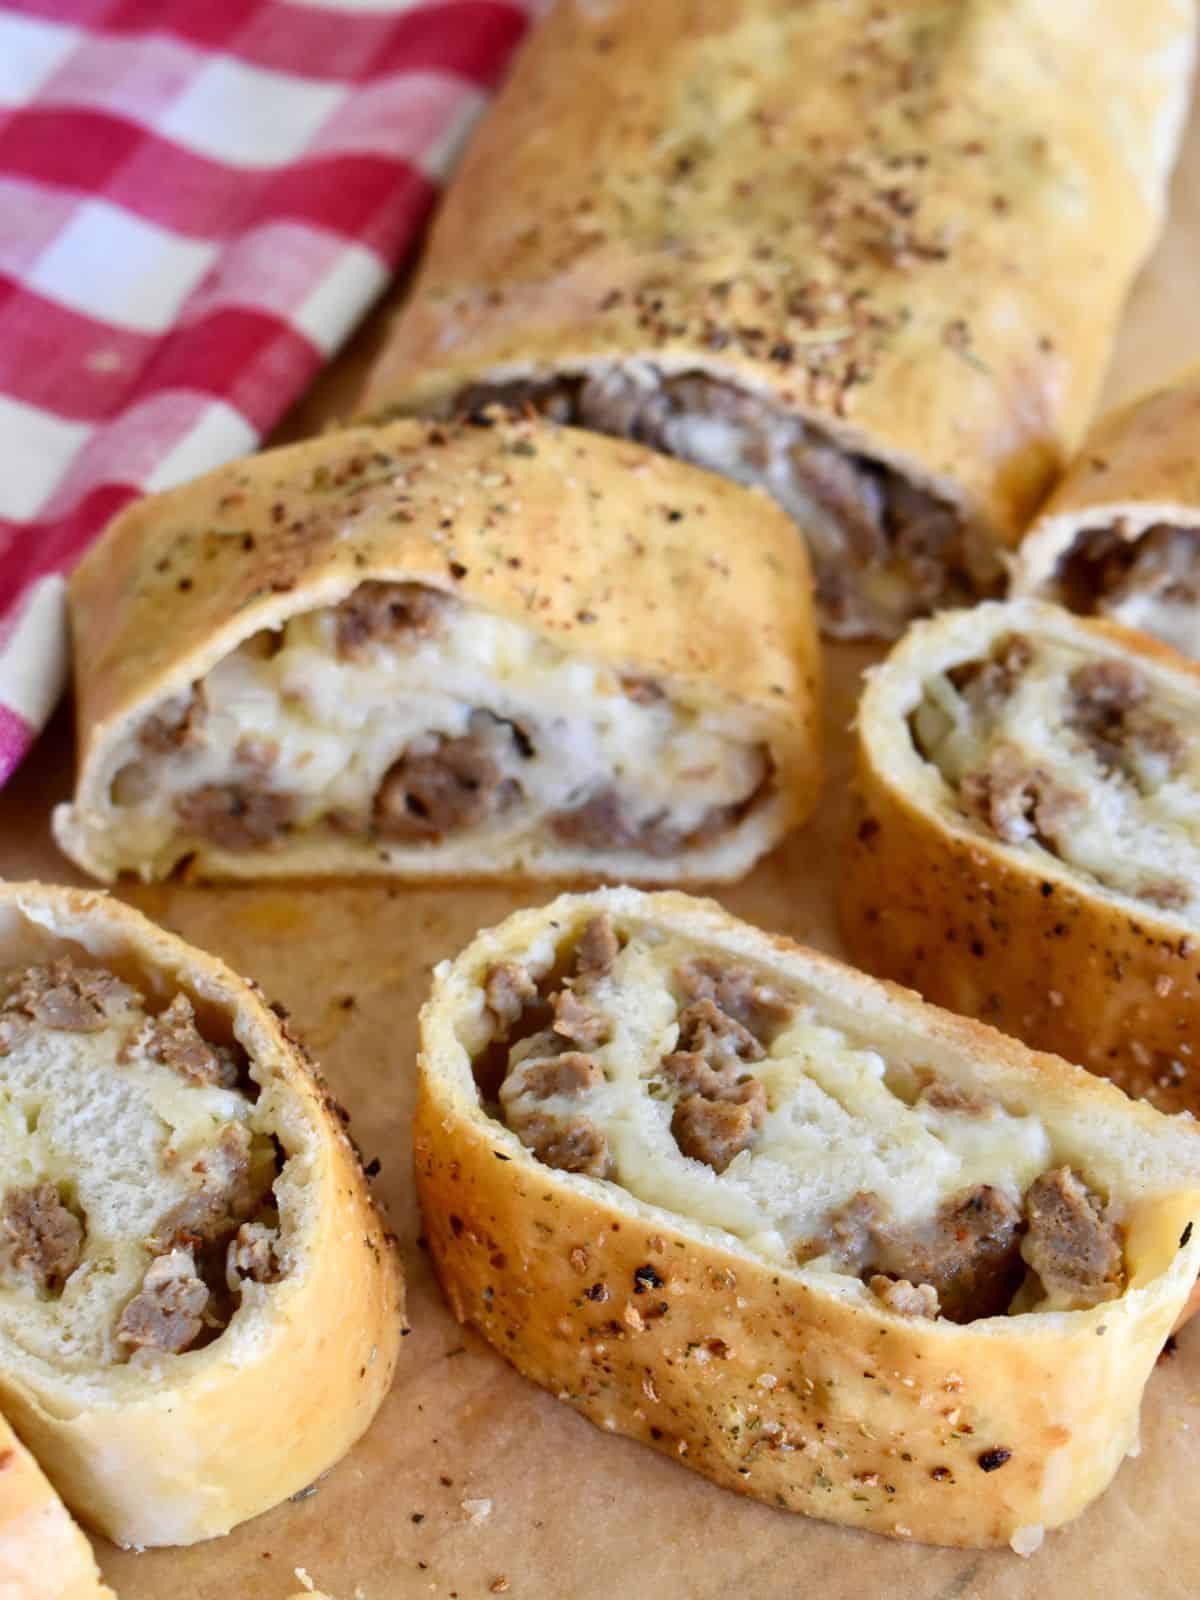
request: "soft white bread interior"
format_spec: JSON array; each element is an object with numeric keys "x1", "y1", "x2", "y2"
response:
[
  {"x1": 53, "y1": 415, "x2": 820, "y2": 885},
  {"x1": 0, "y1": 1410, "x2": 112, "y2": 1600},
  {"x1": 0, "y1": 882, "x2": 404, "y2": 1548},
  {"x1": 415, "y1": 888, "x2": 1200, "y2": 1548},
  {"x1": 840, "y1": 600, "x2": 1200, "y2": 1111}
]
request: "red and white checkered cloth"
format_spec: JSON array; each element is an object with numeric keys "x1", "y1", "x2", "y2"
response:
[{"x1": 0, "y1": 0, "x2": 543, "y2": 783}]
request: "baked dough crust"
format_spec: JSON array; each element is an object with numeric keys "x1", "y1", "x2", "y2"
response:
[
  {"x1": 0, "y1": 1411, "x2": 112, "y2": 1600},
  {"x1": 1013, "y1": 364, "x2": 1200, "y2": 646},
  {"x1": 53, "y1": 414, "x2": 820, "y2": 884},
  {"x1": 414, "y1": 888, "x2": 1200, "y2": 1548},
  {"x1": 359, "y1": 0, "x2": 1194, "y2": 595},
  {"x1": 0, "y1": 882, "x2": 404, "y2": 1548},
  {"x1": 839, "y1": 600, "x2": 1200, "y2": 1113}
]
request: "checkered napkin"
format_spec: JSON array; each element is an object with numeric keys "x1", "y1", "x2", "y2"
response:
[{"x1": 0, "y1": 0, "x2": 541, "y2": 783}]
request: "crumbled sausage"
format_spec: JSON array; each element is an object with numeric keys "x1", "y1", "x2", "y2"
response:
[
  {"x1": 869, "y1": 1275, "x2": 940, "y2": 1319},
  {"x1": 574, "y1": 914, "x2": 619, "y2": 980},
  {"x1": 504, "y1": 1051, "x2": 603, "y2": 1101},
  {"x1": 671, "y1": 1096, "x2": 762, "y2": 1174},
  {"x1": 872, "y1": 1185, "x2": 1024, "y2": 1323},
  {"x1": 510, "y1": 1111, "x2": 613, "y2": 1178},
  {"x1": 484, "y1": 961, "x2": 537, "y2": 1029},
  {"x1": 676, "y1": 997, "x2": 764, "y2": 1065},
  {"x1": 959, "y1": 741, "x2": 1082, "y2": 848},
  {"x1": 1066, "y1": 660, "x2": 1185, "y2": 778},
  {"x1": 373, "y1": 730, "x2": 519, "y2": 841},
  {"x1": 948, "y1": 633, "x2": 1033, "y2": 711},
  {"x1": 139, "y1": 688, "x2": 206, "y2": 754},
  {"x1": 676, "y1": 958, "x2": 792, "y2": 1041},
  {"x1": 233, "y1": 733, "x2": 280, "y2": 773},
  {"x1": 5, "y1": 958, "x2": 138, "y2": 1032},
  {"x1": 152, "y1": 1124, "x2": 271, "y2": 1251},
  {"x1": 550, "y1": 766, "x2": 770, "y2": 858},
  {"x1": 334, "y1": 581, "x2": 451, "y2": 659},
  {"x1": 175, "y1": 784, "x2": 295, "y2": 850},
  {"x1": 1022, "y1": 1167, "x2": 1124, "y2": 1307},
  {"x1": 552, "y1": 989, "x2": 610, "y2": 1049},
  {"x1": 226, "y1": 1221, "x2": 284, "y2": 1287},
  {"x1": 117, "y1": 1249, "x2": 209, "y2": 1355},
  {"x1": 142, "y1": 995, "x2": 241, "y2": 1088},
  {"x1": 1060, "y1": 523, "x2": 1200, "y2": 619},
  {"x1": 2, "y1": 1184, "x2": 83, "y2": 1291}
]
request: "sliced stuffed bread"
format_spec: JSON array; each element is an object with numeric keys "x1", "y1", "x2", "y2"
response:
[
  {"x1": 414, "y1": 888, "x2": 1200, "y2": 1549},
  {"x1": 54, "y1": 415, "x2": 820, "y2": 885},
  {"x1": 841, "y1": 600, "x2": 1200, "y2": 1111},
  {"x1": 1013, "y1": 366, "x2": 1200, "y2": 659},
  {"x1": 0, "y1": 882, "x2": 403, "y2": 1547},
  {"x1": 0, "y1": 1411, "x2": 112, "y2": 1600},
  {"x1": 360, "y1": 0, "x2": 1195, "y2": 637}
]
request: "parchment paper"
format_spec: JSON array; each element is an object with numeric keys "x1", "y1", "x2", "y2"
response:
[{"x1": 9, "y1": 71, "x2": 1200, "y2": 1600}]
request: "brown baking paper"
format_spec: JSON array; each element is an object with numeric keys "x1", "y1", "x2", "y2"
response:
[{"x1": 9, "y1": 77, "x2": 1200, "y2": 1600}]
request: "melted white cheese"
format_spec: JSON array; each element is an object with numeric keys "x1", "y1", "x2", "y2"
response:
[
  {"x1": 104, "y1": 600, "x2": 766, "y2": 874},
  {"x1": 500, "y1": 934, "x2": 1052, "y2": 1269}
]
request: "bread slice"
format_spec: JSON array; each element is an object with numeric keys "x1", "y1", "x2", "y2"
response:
[
  {"x1": 1012, "y1": 365, "x2": 1200, "y2": 658},
  {"x1": 414, "y1": 888, "x2": 1200, "y2": 1548},
  {"x1": 840, "y1": 598, "x2": 1200, "y2": 1112},
  {"x1": 0, "y1": 1411, "x2": 112, "y2": 1600},
  {"x1": 0, "y1": 882, "x2": 404, "y2": 1547},
  {"x1": 358, "y1": 0, "x2": 1195, "y2": 637},
  {"x1": 52, "y1": 414, "x2": 821, "y2": 885}
]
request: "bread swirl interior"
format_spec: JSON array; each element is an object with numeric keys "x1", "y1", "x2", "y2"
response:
[
  {"x1": 1048, "y1": 522, "x2": 1200, "y2": 658},
  {"x1": 96, "y1": 581, "x2": 776, "y2": 879},
  {"x1": 463, "y1": 910, "x2": 1137, "y2": 1324},
  {"x1": 907, "y1": 627, "x2": 1200, "y2": 916},
  {"x1": 0, "y1": 912, "x2": 292, "y2": 1382}
]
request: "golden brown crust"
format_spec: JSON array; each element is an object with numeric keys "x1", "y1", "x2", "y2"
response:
[
  {"x1": 1014, "y1": 363, "x2": 1200, "y2": 594},
  {"x1": 360, "y1": 0, "x2": 1194, "y2": 545},
  {"x1": 415, "y1": 888, "x2": 1200, "y2": 1549},
  {"x1": 55, "y1": 413, "x2": 821, "y2": 883},
  {"x1": 0, "y1": 1413, "x2": 113, "y2": 1600},
  {"x1": 839, "y1": 600, "x2": 1200, "y2": 1113},
  {"x1": 0, "y1": 882, "x2": 404, "y2": 1547}
]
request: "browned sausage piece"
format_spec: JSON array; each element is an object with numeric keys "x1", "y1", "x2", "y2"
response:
[
  {"x1": 1, "y1": 1184, "x2": 83, "y2": 1292},
  {"x1": 117, "y1": 1251, "x2": 210, "y2": 1356},
  {"x1": 1022, "y1": 1167, "x2": 1124, "y2": 1307}
]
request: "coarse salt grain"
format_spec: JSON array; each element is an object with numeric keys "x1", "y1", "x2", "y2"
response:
[{"x1": 463, "y1": 1497, "x2": 493, "y2": 1526}]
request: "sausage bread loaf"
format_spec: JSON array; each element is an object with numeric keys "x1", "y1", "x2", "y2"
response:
[
  {"x1": 0, "y1": 1411, "x2": 112, "y2": 1600},
  {"x1": 360, "y1": 0, "x2": 1195, "y2": 637},
  {"x1": 0, "y1": 882, "x2": 403, "y2": 1547},
  {"x1": 54, "y1": 414, "x2": 821, "y2": 885},
  {"x1": 414, "y1": 888, "x2": 1200, "y2": 1548},
  {"x1": 1012, "y1": 366, "x2": 1200, "y2": 659},
  {"x1": 840, "y1": 600, "x2": 1200, "y2": 1110}
]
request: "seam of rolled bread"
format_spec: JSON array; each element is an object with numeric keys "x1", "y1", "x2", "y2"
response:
[
  {"x1": 414, "y1": 887, "x2": 1200, "y2": 1548},
  {"x1": 839, "y1": 598, "x2": 1200, "y2": 1110},
  {"x1": 0, "y1": 882, "x2": 404, "y2": 1547},
  {"x1": 53, "y1": 414, "x2": 820, "y2": 885},
  {"x1": 358, "y1": 0, "x2": 1195, "y2": 638},
  {"x1": 1012, "y1": 365, "x2": 1200, "y2": 659},
  {"x1": 0, "y1": 1411, "x2": 113, "y2": 1600}
]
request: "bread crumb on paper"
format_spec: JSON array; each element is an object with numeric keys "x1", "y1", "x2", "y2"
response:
[{"x1": 1010, "y1": 1524, "x2": 1045, "y2": 1557}]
